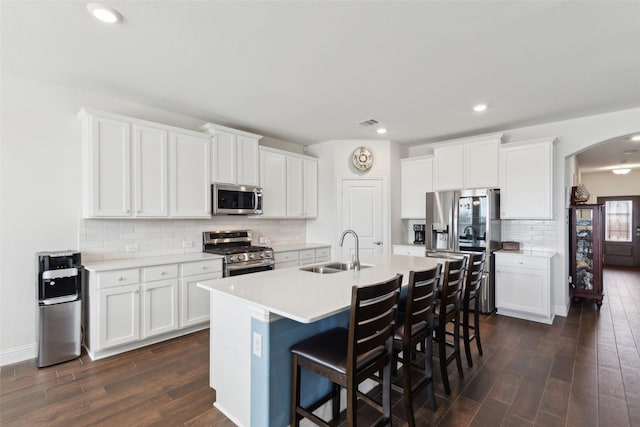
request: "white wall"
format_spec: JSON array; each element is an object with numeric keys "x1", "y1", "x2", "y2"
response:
[
  {"x1": 0, "y1": 72, "x2": 307, "y2": 364},
  {"x1": 306, "y1": 140, "x2": 395, "y2": 259},
  {"x1": 580, "y1": 170, "x2": 640, "y2": 203}
]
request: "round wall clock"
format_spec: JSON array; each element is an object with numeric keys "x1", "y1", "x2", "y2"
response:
[{"x1": 352, "y1": 146, "x2": 373, "y2": 172}]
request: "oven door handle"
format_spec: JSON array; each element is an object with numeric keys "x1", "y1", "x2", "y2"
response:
[{"x1": 226, "y1": 260, "x2": 275, "y2": 272}]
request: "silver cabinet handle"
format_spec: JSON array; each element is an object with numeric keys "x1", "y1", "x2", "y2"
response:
[
  {"x1": 134, "y1": 289, "x2": 139, "y2": 294},
  {"x1": 201, "y1": 266, "x2": 208, "y2": 269},
  {"x1": 160, "y1": 271, "x2": 167, "y2": 275},
  {"x1": 118, "y1": 277, "x2": 125, "y2": 281},
  {"x1": 373, "y1": 241, "x2": 382, "y2": 246}
]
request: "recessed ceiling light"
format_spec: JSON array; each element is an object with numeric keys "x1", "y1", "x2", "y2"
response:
[
  {"x1": 376, "y1": 128, "x2": 387, "y2": 135},
  {"x1": 612, "y1": 168, "x2": 631, "y2": 175},
  {"x1": 632, "y1": 135, "x2": 640, "y2": 142},
  {"x1": 473, "y1": 104, "x2": 488, "y2": 113},
  {"x1": 87, "y1": 3, "x2": 122, "y2": 23}
]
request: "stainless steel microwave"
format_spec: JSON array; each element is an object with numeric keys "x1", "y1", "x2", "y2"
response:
[{"x1": 212, "y1": 184, "x2": 263, "y2": 215}]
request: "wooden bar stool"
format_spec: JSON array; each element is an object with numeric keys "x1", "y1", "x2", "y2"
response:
[
  {"x1": 290, "y1": 274, "x2": 402, "y2": 427},
  {"x1": 392, "y1": 265, "x2": 441, "y2": 427},
  {"x1": 459, "y1": 252, "x2": 486, "y2": 367},
  {"x1": 433, "y1": 258, "x2": 467, "y2": 395}
]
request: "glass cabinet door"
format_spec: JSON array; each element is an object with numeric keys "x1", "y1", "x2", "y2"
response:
[{"x1": 575, "y1": 208, "x2": 594, "y2": 290}]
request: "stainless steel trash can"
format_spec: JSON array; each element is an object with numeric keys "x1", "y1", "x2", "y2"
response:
[{"x1": 37, "y1": 251, "x2": 83, "y2": 368}]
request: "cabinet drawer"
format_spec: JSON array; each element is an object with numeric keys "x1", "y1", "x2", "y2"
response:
[
  {"x1": 275, "y1": 260, "x2": 299, "y2": 269},
  {"x1": 98, "y1": 268, "x2": 140, "y2": 289},
  {"x1": 143, "y1": 264, "x2": 178, "y2": 282},
  {"x1": 299, "y1": 249, "x2": 315, "y2": 261},
  {"x1": 274, "y1": 251, "x2": 299, "y2": 263},
  {"x1": 181, "y1": 260, "x2": 222, "y2": 277},
  {"x1": 315, "y1": 247, "x2": 330, "y2": 259},
  {"x1": 496, "y1": 254, "x2": 548, "y2": 270}
]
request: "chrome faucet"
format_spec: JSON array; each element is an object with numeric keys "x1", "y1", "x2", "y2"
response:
[{"x1": 339, "y1": 229, "x2": 360, "y2": 271}]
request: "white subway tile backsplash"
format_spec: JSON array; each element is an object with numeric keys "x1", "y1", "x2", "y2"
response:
[
  {"x1": 79, "y1": 218, "x2": 306, "y2": 261},
  {"x1": 501, "y1": 219, "x2": 558, "y2": 251}
]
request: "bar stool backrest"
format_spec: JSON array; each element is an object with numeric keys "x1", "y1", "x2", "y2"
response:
[
  {"x1": 348, "y1": 274, "x2": 402, "y2": 374},
  {"x1": 464, "y1": 252, "x2": 486, "y2": 302},
  {"x1": 401, "y1": 265, "x2": 441, "y2": 343},
  {"x1": 439, "y1": 258, "x2": 467, "y2": 320}
]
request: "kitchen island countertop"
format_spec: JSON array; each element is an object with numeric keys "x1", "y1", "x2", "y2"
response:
[{"x1": 197, "y1": 253, "x2": 444, "y2": 324}]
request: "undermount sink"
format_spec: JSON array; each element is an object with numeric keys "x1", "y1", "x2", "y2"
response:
[{"x1": 300, "y1": 262, "x2": 372, "y2": 274}]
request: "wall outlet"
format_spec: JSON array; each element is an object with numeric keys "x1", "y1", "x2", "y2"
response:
[
  {"x1": 182, "y1": 240, "x2": 195, "y2": 248},
  {"x1": 252, "y1": 332, "x2": 262, "y2": 358},
  {"x1": 126, "y1": 244, "x2": 139, "y2": 252},
  {"x1": 259, "y1": 236, "x2": 268, "y2": 244}
]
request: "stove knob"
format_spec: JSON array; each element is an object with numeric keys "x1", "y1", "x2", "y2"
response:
[
  {"x1": 260, "y1": 253, "x2": 265, "y2": 258},
  {"x1": 229, "y1": 256, "x2": 236, "y2": 263},
  {"x1": 249, "y1": 253, "x2": 255, "y2": 260}
]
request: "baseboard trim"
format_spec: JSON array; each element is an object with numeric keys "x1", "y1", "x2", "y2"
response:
[
  {"x1": 554, "y1": 303, "x2": 570, "y2": 317},
  {"x1": 0, "y1": 343, "x2": 36, "y2": 367}
]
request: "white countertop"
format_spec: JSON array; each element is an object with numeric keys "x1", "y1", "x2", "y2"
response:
[
  {"x1": 84, "y1": 252, "x2": 224, "y2": 272},
  {"x1": 270, "y1": 242, "x2": 331, "y2": 252},
  {"x1": 495, "y1": 249, "x2": 557, "y2": 258},
  {"x1": 197, "y1": 254, "x2": 448, "y2": 324}
]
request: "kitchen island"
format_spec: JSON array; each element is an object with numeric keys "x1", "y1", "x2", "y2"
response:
[{"x1": 197, "y1": 254, "x2": 445, "y2": 427}]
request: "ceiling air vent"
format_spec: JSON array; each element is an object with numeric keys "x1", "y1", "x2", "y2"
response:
[{"x1": 358, "y1": 118, "x2": 380, "y2": 127}]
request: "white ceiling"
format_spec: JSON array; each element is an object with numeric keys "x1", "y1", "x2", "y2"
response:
[{"x1": 2, "y1": 1, "x2": 640, "y2": 168}]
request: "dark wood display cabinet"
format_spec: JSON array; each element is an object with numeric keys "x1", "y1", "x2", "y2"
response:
[{"x1": 569, "y1": 204, "x2": 604, "y2": 307}]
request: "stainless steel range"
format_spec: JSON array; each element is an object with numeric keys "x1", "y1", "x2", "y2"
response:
[{"x1": 202, "y1": 230, "x2": 274, "y2": 277}]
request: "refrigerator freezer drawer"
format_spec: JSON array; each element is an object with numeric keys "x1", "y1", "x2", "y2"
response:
[{"x1": 37, "y1": 299, "x2": 81, "y2": 367}]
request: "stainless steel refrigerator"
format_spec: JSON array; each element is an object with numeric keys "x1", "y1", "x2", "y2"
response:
[{"x1": 425, "y1": 189, "x2": 501, "y2": 313}]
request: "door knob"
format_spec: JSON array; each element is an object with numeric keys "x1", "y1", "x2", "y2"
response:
[{"x1": 373, "y1": 241, "x2": 382, "y2": 246}]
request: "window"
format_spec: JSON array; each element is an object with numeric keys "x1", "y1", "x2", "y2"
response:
[{"x1": 605, "y1": 200, "x2": 633, "y2": 242}]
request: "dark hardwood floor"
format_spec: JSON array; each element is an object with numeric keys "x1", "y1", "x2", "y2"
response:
[{"x1": 1, "y1": 266, "x2": 639, "y2": 426}]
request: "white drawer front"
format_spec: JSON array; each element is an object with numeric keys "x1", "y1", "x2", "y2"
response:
[
  {"x1": 275, "y1": 260, "x2": 298, "y2": 269},
  {"x1": 181, "y1": 259, "x2": 223, "y2": 277},
  {"x1": 299, "y1": 249, "x2": 315, "y2": 261},
  {"x1": 98, "y1": 268, "x2": 140, "y2": 288},
  {"x1": 315, "y1": 247, "x2": 330, "y2": 258},
  {"x1": 143, "y1": 264, "x2": 179, "y2": 282},
  {"x1": 274, "y1": 251, "x2": 299, "y2": 263},
  {"x1": 496, "y1": 254, "x2": 548, "y2": 270}
]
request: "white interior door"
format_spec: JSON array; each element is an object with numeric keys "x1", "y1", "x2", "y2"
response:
[{"x1": 339, "y1": 178, "x2": 387, "y2": 262}]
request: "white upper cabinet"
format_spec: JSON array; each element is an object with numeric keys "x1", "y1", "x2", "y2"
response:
[
  {"x1": 132, "y1": 124, "x2": 168, "y2": 217},
  {"x1": 499, "y1": 137, "x2": 555, "y2": 219},
  {"x1": 169, "y1": 132, "x2": 211, "y2": 217},
  {"x1": 259, "y1": 147, "x2": 318, "y2": 218},
  {"x1": 433, "y1": 145, "x2": 464, "y2": 191},
  {"x1": 259, "y1": 148, "x2": 287, "y2": 217},
  {"x1": 401, "y1": 156, "x2": 433, "y2": 219},
  {"x1": 79, "y1": 108, "x2": 211, "y2": 219},
  {"x1": 199, "y1": 123, "x2": 262, "y2": 186},
  {"x1": 81, "y1": 113, "x2": 131, "y2": 217},
  {"x1": 433, "y1": 134, "x2": 502, "y2": 191}
]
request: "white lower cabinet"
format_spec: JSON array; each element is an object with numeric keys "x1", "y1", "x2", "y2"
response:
[
  {"x1": 392, "y1": 245, "x2": 426, "y2": 256},
  {"x1": 495, "y1": 252, "x2": 555, "y2": 324},
  {"x1": 274, "y1": 246, "x2": 331, "y2": 269},
  {"x1": 87, "y1": 257, "x2": 222, "y2": 359}
]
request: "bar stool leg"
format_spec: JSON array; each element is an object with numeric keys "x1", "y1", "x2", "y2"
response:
[
  {"x1": 402, "y1": 343, "x2": 415, "y2": 427},
  {"x1": 463, "y1": 308, "x2": 473, "y2": 368},
  {"x1": 382, "y1": 361, "x2": 392, "y2": 426},
  {"x1": 424, "y1": 336, "x2": 437, "y2": 410},
  {"x1": 475, "y1": 297, "x2": 483, "y2": 356},
  {"x1": 454, "y1": 316, "x2": 464, "y2": 378},
  {"x1": 332, "y1": 383, "x2": 340, "y2": 423},
  {"x1": 437, "y1": 327, "x2": 451, "y2": 395},
  {"x1": 291, "y1": 354, "x2": 301, "y2": 427}
]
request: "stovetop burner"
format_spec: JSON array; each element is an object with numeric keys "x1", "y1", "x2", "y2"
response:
[{"x1": 202, "y1": 230, "x2": 274, "y2": 267}]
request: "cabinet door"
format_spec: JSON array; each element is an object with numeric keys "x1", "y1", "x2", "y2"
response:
[
  {"x1": 99, "y1": 284, "x2": 140, "y2": 349},
  {"x1": 401, "y1": 157, "x2": 433, "y2": 219},
  {"x1": 170, "y1": 132, "x2": 211, "y2": 217},
  {"x1": 495, "y1": 266, "x2": 549, "y2": 317},
  {"x1": 286, "y1": 156, "x2": 304, "y2": 217},
  {"x1": 88, "y1": 116, "x2": 131, "y2": 217},
  {"x1": 132, "y1": 124, "x2": 168, "y2": 217},
  {"x1": 142, "y1": 279, "x2": 179, "y2": 337},
  {"x1": 499, "y1": 140, "x2": 553, "y2": 219},
  {"x1": 212, "y1": 131, "x2": 236, "y2": 184},
  {"x1": 434, "y1": 145, "x2": 463, "y2": 191},
  {"x1": 237, "y1": 136, "x2": 259, "y2": 186},
  {"x1": 180, "y1": 273, "x2": 219, "y2": 327},
  {"x1": 464, "y1": 139, "x2": 498, "y2": 188},
  {"x1": 259, "y1": 149, "x2": 287, "y2": 217},
  {"x1": 303, "y1": 158, "x2": 318, "y2": 218}
]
